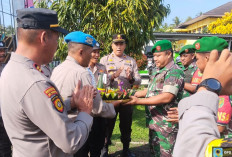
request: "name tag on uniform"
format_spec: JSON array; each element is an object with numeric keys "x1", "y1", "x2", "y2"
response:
[
  {"x1": 125, "y1": 63, "x2": 132, "y2": 67},
  {"x1": 109, "y1": 66, "x2": 115, "y2": 70}
]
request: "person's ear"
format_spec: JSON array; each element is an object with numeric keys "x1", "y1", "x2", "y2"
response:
[
  {"x1": 40, "y1": 30, "x2": 48, "y2": 45},
  {"x1": 191, "y1": 54, "x2": 195, "y2": 60},
  {"x1": 205, "y1": 54, "x2": 210, "y2": 62},
  {"x1": 79, "y1": 49, "x2": 83, "y2": 56},
  {"x1": 167, "y1": 50, "x2": 172, "y2": 58}
]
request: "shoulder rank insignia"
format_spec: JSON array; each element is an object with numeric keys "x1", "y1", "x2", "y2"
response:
[
  {"x1": 33, "y1": 63, "x2": 43, "y2": 73},
  {"x1": 109, "y1": 59, "x2": 113, "y2": 62}
]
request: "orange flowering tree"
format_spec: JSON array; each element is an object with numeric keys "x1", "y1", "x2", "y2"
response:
[{"x1": 208, "y1": 10, "x2": 232, "y2": 34}]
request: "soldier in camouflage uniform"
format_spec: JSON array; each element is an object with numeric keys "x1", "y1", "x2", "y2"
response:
[
  {"x1": 193, "y1": 36, "x2": 232, "y2": 139},
  {"x1": 167, "y1": 45, "x2": 198, "y2": 123},
  {"x1": 127, "y1": 40, "x2": 184, "y2": 157},
  {"x1": 169, "y1": 37, "x2": 232, "y2": 138},
  {"x1": 179, "y1": 45, "x2": 198, "y2": 98}
]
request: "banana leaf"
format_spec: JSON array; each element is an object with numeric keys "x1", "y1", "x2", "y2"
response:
[{"x1": 123, "y1": 93, "x2": 129, "y2": 99}]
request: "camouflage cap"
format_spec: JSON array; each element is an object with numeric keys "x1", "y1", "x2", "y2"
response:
[
  {"x1": 194, "y1": 36, "x2": 228, "y2": 53},
  {"x1": 151, "y1": 40, "x2": 172, "y2": 53},
  {"x1": 179, "y1": 45, "x2": 196, "y2": 55}
]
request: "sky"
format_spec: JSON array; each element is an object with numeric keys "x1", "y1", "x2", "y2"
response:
[{"x1": 162, "y1": 0, "x2": 232, "y2": 25}]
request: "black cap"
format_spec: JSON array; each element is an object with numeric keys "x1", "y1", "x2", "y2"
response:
[
  {"x1": 16, "y1": 8, "x2": 69, "y2": 34},
  {"x1": 112, "y1": 34, "x2": 126, "y2": 43},
  {"x1": 0, "y1": 41, "x2": 7, "y2": 49},
  {"x1": 93, "y1": 42, "x2": 103, "y2": 50}
]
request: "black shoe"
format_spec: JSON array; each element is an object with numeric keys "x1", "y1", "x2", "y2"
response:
[
  {"x1": 122, "y1": 149, "x2": 135, "y2": 157},
  {"x1": 100, "y1": 147, "x2": 109, "y2": 157}
]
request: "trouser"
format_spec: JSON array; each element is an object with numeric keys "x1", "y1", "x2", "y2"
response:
[
  {"x1": 105, "y1": 105, "x2": 133, "y2": 150},
  {"x1": 149, "y1": 128, "x2": 177, "y2": 157},
  {"x1": 74, "y1": 117, "x2": 106, "y2": 157},
  {"x1": 0, "y1": 117, "x2": 12, "y2": 157}
]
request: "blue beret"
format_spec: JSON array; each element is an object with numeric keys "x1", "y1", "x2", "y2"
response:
[{"x1": 64, "y1": 31, "x2": 96, "y2": 47}]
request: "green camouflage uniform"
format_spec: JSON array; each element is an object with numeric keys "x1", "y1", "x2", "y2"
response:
[
  {"x1": 182, "y1": 62, "x2": 198, "y2": 98},
  {"x1": 145, "y1": 60, "x2": 184, "y2": 157}
]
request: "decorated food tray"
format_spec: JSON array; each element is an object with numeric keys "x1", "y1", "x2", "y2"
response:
[{"x1": 98, "y1": 88, "x2": 136, "y2": 102}]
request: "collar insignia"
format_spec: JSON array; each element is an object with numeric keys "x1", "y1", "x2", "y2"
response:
[{"x1": 33, "y1": 63, "x2": 43, "y2": 73}]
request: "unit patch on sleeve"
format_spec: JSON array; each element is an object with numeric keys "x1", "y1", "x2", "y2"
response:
[
  {"x1": 44, "y1": 86, "x2": 64, "y2": 113},
  {"x1": 44, "y1": 87, "x2": 58, "y2": 98},
  {"x1": 51, "y1": 95, "x2": 64, "y2": 113}
]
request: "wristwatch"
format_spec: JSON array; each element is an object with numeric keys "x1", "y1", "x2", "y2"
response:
[{"x1": 196, "y1": 78, "x2": 222, "y2": 95}]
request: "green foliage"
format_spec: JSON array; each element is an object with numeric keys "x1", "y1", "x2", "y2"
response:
[
  {"x1": 185, "y1": 16, "x2": 192, "y2": 22},
  {"x1": 172, "y1": 16, "x2": 181, "y2": 27},
  {"x1": 54, "y1": 38, "x2": 68, "y2": 61},
  {"x1": 155, "y1": 23, "x2": 174, "y2": 32},
  {"x1": 35, "y1": 0, "x2": 170, "y2": 60}
]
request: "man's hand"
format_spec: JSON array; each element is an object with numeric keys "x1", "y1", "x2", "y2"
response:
[
  {"x1": 111, "y1": 100, "x2": 123, "y2": 107},
  {"x1": 166, "y1": 107, "x2": 179, "y2": 123},
  {"x1": 124, "y1": 96, "x2": 138, "y2": 105},
  {"x1": 112, "y1": 66, "x2": 124, "y2": 80},
  {"x1": 126, "y1": 67, "x2": 133, "y2": 81},
  {"x1": 71, "y1": 80, "x2": 94, "y2": 114},
  {"x1": 201, "y1": 49, "x2": 232, "y2": 95},
  {"x1": 134, "y1": 89, "x2": 147, "y2": 98}
]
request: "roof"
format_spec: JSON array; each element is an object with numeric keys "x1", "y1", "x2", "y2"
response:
[
  {"x1": 178, "y1": 1, "x2": 232, "y2": 28},
  {"x1": 153, "y1": 32, "x2": 232, "y2": 41}
]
